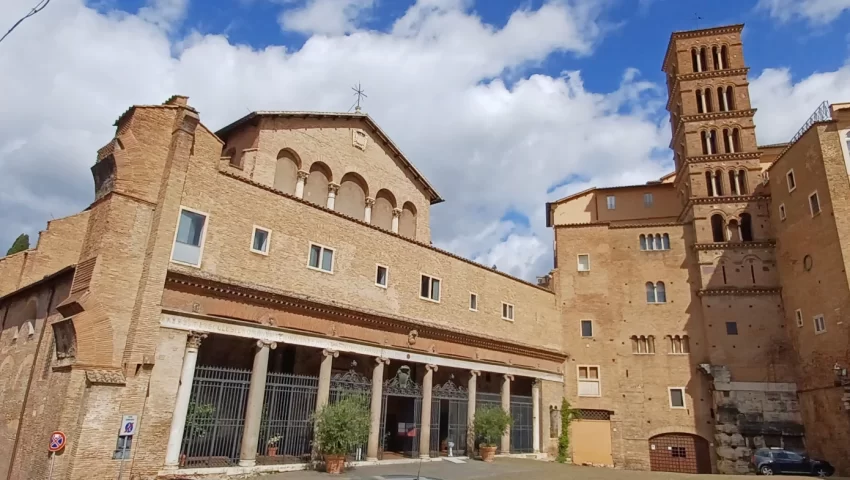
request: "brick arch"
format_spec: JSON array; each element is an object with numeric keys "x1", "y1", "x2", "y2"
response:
[{"x1": 647, "y1": 426, "x2": 711, "y2": 443}]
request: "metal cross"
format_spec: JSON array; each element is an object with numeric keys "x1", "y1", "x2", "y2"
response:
[{"x1": 352, "y1": 83, "x2": 367, "y2": 113}]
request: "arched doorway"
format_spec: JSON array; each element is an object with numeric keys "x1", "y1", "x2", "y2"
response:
[{"x1": 648, "y1": 433, "x2": 711, "y2": 474}]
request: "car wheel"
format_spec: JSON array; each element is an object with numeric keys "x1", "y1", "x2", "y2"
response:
[
  {"x1": 815, "y1": 468, "x2": 832, "y2": 478},
  {"x1": 760, "y1": 466, "x2": 774, "y2": 476}
]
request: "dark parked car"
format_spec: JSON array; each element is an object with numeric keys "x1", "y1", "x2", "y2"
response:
[{"x1": 753, "y1": 448, "x2": 835, "y2": 477}]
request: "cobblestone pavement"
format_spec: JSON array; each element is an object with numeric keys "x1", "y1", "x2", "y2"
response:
[{"x1": 258, "y1": 458, "x2": 786, "y2": 480}]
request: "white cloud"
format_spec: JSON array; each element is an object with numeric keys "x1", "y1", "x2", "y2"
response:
[
  {"x1": 279, "y1": 0, "x2": 376, "y2": 35},
  {"x1": 756, "y1": 0, "x2": 850, "y2": 24},
  {"x1": 138, "y1": 0, "x2": 190, "y2": 30},
  {"x1": 0, "y1": 0, "x2": 672, "y2": 281}
]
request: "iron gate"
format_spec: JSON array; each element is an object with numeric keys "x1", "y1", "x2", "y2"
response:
[
  {"x1": 329, "y1": 366, "x2": 372, "y2": 461},
  {"x1": 180, "y1": 366, "x2": 251, "y2": 468},
  {"x1": 257, "y1": 372, "x2": 318, "y2": 464},
  {"x1": 510, "y1": 395, "x2": 533, "y2": 453},
  {"x1": 380, "y1": 366, "x2": 422, "y2": 459},
  {"x1": 433, "y1": 377, "x2": 469, "y2": 457}
]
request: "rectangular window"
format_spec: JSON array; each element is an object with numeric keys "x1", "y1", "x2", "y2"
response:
[
  {"x1": 469, "y1": 293, "x2": 478, "y2": 311},
  {"x1": 726, "y1": 321, "x2": 738, "y2": 335},
  {"x1": 250, "y1": 226, "x2": 271, "y2": 255},
  {"x1": 809, "y1": 191, "x2": 821, "y2": 216},
  {"x1": 580, "y1": 320, "x2": 593, "y2": 337},
  {"x1": 795, "y1": 309, "x2": 803, "y2": 328},
  {"x1": 308, "y1": 243, "x2": 334, "y2": 273},
  {"x1": 669, "y1": 387, "x2": 686, "y2": 409},
  {"x1": 171, "y1": 207, "x2": 208, "y2": 266},
  {"x1": 786, "y1": 170, "x2": 796, "y2": 192},
  {"x1": 607, "y1": 196, "x2": 616, "y2": 210},
  {"x1": 420, "y1": 274, "x2": 441, "y2": 302},
  {"x1": 577, "y1": 254, "x2": 590, "y2": 272},
  {"x1": 779, "y1": 203, "x2": 786, "y2": 221},
  {"x1": 577, "y1": 366, "x2": 601, "y2": 397},
  {"x1": 502, "y1": 302, "x2": 514, "y2": 321},
  {"x1": 814, "y1": 314, "x2": 826, "y2": 334},
  {"x1": 643, "y1": 193, "x2": 654, "y2": 208},
  {"x1": 671, "y1": 446, "x2": 687, "y2": 457},
  {"x1": 375, "y1": 265, "x2": 388, "y2": 288}
]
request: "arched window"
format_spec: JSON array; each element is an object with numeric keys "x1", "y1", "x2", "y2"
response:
[
  {"x1": 738, "y1": 169, "x2": 748, "y2": 194},
  {"x1": 372, "y1": 189, "x2": 397, "y2": 231},
  {"x1": 336, "y1": 172, "x2": 369, "y2": 220},
  {"x1": 709, "y1": 130, "x2": 718, "y2": 155},
  {"x1": 728, "y1": 170, "x2": 738, "y2": 195},
  {"x1": 728, "y1": 219, "x2": 741, "y2": 242},
  {"x1": 274, "y1": 149, "x2": 300, "y2": 194},
  {"x1": 399, "y1": 202, "x2": 418, "y2": 239},
  {"x1": 712, "y1": 46, "x2": 720, "y2": 70},
  {"x1": 741, "y1": 213, "x2": 753, "y2": 242},
  {"x1": 670, "y1": 335, "x2": 690, "y2": 354},
  {"x1": 655, "y1": 234, "x2": 662, "y2": 249},
  {"x1": 691, "y1": 48, "x2": 700, "y2": 73},
  {"x1": 700, "y1": 48, "x2": 708, "y2": 72},
  {"x1": 662, "y1": 233, "x2": 671, "y2": 250},
  {"x1": 701, "y1": 131, "x2": 710, "y2": 155},
  {"x1": 732, "y1": 128, "x2": 742, "y2": 152},
  {"x1": 705, "y1": 171, "x2": 715, "y2": 196},
  {"x1": 696, "y1": 90, "x2": 704, "y2": 114},
  {"x1": 646, "y1": 282, "x2": 656, "y2": 303},
  {"x1": 726, "y1": 86, "x2": 735, "y2": 110},
  {"x1": 714, "y1": 169, "x2": 724, "y2": 195},
  {"x1": 639, "y1": 234, "x2": 647, "y2": 250},
  {"x1": 656, "y1": 282, "x2": 666, "y2": 303},
  {"x1": 224, "y1": 147, "x2": 238, "y2": 167},
  {"x1": 723, "y1": 128, "x2": 732, "y2": 153},
  {"x1": 720, "y1": 45, "x2": 729, "y2": 69},
  {"x1": 304, "y1": 162, "x2": 332, "y2": 206},
  {"x1": 705, "y1": 89, "x2": 713, "y2": 112},
  {"x1": 711, "y1": 214, "x2": 725, "y2": 242},
  {"x1": 632, "y1": 335, "x2": 656, "y2": 354}
]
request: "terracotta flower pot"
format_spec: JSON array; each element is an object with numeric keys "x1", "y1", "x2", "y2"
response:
[
  {"x1": 480, "y1": 445, "x2": 497, "y2": 463},
  {"x1": 324, "y1": 454, "x2": 346, "y2": 474},
  {"x1": 267, "y1": 446, "x2": 278, "y2": 457}
]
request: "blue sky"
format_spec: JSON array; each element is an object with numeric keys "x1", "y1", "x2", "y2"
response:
[{"x1": 2, "y1": 0, "x2": 850, "y2": 279}]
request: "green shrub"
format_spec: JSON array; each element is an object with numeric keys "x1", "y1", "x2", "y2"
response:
[
  {"x1": 556, "y1": 399, "x2": 579, "y2": 463},
  {"x1": 473, "y1": 406, "x2": 512, "y2": 447},
  {"x1": 313, "y1": 396, "x2": 371, "y2": 456}
]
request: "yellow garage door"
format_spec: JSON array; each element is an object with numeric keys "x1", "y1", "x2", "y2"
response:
[{"x1": 570, "y1": 418, "x2": 613, "y2": 466}]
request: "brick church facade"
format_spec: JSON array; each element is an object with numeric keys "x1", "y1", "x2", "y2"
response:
[{"x1": 1, "y1": 24, "x2": 849, "y2": 479}]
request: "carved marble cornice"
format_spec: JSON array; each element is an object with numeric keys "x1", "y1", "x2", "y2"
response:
[
  {"x1": 698, "y1": 287, "x2": 781, "y2": 297},
  {"x1": 693, "y1": 241, "x2": 776, "y2": 251}
]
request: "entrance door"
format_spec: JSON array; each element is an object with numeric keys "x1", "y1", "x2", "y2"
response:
[
  {"x1": 570, "y1": 419, "x2": 613, "y2": 466},
  {"x1": 648, "y1": 433, "x2": 712, "y2": 474}
]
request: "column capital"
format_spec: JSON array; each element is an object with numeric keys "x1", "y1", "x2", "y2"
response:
[
  {"x1": 425, "y1": 364, "x2": 438, "y2": 372},
  {"x1": 297, "y1": 170, "x2": 309, "y2": 180},
  {"x1": 328, "y1": 183, "x2": 340, "y2": 194},
  {"x1": 469, "y1": 370, "x2": 481, "y2": 377},
  {"x1": 187, "y1": 332, "x2": 207, "y2": 349},
  {"x1": 503, "y1": 374, "x2": 514, "y2": 381},
  {"x1": 375, "y1": 356, "x2": 390, "y2": 365},
  {"x1": 532, "y1": 378, "x2": 542, "y2": 387},
  {"x1": 392, "y1": 207, "x2": 402, "y2": 218},
  {"x1": 256, "y1": 340, "x2": 277, "y2": 350},
  {"x1": 365, "y1": 197, "x2": 375, "y2": 207},
  {"x1": 322, "y1": 349, "x2": 339, "y2": 358}
]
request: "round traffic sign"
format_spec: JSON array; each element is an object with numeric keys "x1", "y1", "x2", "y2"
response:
[{"x1": 48, "y1": 431, "x2": 66, "y2": 452}]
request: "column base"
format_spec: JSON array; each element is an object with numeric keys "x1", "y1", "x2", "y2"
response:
[
  {"x1": 366, "y1": 456, "x2": 379, "y2": 462},
  {"x1": 162, "y1": 464, "x2": 179, "y2": 471},
  {"x1": 238, "y1": 459, "x2": 257, "y2": 467},
  {"x1": 419, "y1": 454, "x2": 431, "y2": 460}
]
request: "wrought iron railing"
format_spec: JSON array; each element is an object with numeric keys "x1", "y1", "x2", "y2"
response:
[
  {"x1": 788, "y1": 101, "x2": 831, "y2": 146},
  {"x1": 258, "y1": 372, "x2": 319, "y2": 465}
]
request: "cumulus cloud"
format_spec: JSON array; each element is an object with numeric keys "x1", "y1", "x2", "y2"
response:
[
  {"x1": 279, "y1": 0, "x2": 376, "y2": 36},
  {"x1": 756, "y1": 0, "x2": 850, "y2": 24}
]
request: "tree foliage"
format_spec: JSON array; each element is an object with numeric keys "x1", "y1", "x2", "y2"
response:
[
  {"x1": 556, "y1": 398, "x2": 580, "y2": 463},
  {"x1": 313, "y1": 395, "x2": 371, "y2": 455},
  {"x1": 473, "y1": 405, "x2": 512, "y2": 447},
  {"x1": 6, "y1": 234, "x2": 30, "y2": 256}
]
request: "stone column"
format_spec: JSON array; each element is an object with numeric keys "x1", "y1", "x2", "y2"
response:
[
  {"x1": 364, "y1": 198, "x2": 375, "y2": 224},
  {"x1": 698, "y1": 90, "x2": 706, "y2": 113},
  {"x1": 391, "y1": 208, "x2": 402, "y2": 234},
  {"x1": 327, "y1": 183, "x2": 340, "y2": 210},
  {"x1": 695, "y1": 52, "x2": 702, "y2": 72},
  {"x1": 467, "y1": 370, "x2": 480, "y2": 456},
  {"x1": 419, "y1": 364, "x2": 438, "y2": 459},
  {"x1": 531, "y1": 380, "x2": 541, "y2": 454},
  {"x1": 735, "y1": 171, "x2": 743, "y2": 195},
  {"x1": 501, "y1": 374, "x2": 512, "y2": 454},
  {"x1": 239, "y1": 340, "x2": 276, "y2": 467},
  {"x1": 295, "y1": 170, "x2": 309, "y2": 199},
  {"x1": 316, "y1": 349, "x2": 338, "y2": 412},
  {"x1": 721, "y1": 89, "x2": 729, "y2": 112},
  {"x1": 164, "y1": 332, "x2": 206, "y2": 470},
  {"x1": 727, "y1": 131, "x2": 735, "y2": 153},
  {"x1": 713, "y1": 172, "x2": 722, "y2": 196},
  {"x1": 367, "y1": 357, "x2": 389, "y2": 461}
]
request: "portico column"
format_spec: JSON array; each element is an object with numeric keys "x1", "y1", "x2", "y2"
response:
[
  {"x1": 391, "y1": 208, "x2": 402, "y2": 234},
  {"x1": 364, "y1": 197, "x2": 375, "y2": 224},
  {"x1": 531, "y1": 380, "x2": 541, "y2": 454},
  {"x1": 367, "y1": 357, "x2": 389, "y2": 461},
  {"x1": 295, "y1": 170, "x2": 308, "y2": 199},
  {"x1": 327, "y1": 183, "x2": 340, "y2": 210},
  {"x1": 164, "y1": 332, "x2": 207, "y2": 470},
  {"x1": 501, "y1": 374, "x2": 513, "y2": 454},
  {"x1": 467, "y1": 370, "x2": 480, "y2": 456},
  {"x1": 419, "y1": 364, "x2": 438, "y2": 459},
  {"x1": 316, "y1": 349, "x2": 338, "y2": 412},
  {"x1": 239, "y1": 340, "x2": 277, "y2": 467}
]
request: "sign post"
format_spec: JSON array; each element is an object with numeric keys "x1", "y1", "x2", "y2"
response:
[
  {"x1": 47, "y1": 431, "x2": 66, "y2": 480},
  {"x1": 117, "y1": 415, "x2": 137, "y2": 480}
]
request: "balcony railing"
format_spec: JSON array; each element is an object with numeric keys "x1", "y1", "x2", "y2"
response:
[{"x1": 788, "y1": 101, "x2": 831, "y2": 146}]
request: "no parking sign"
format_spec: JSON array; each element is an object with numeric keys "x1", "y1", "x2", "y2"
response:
[{"x1": 48, "y1": 431, "x2": 66, "y2": 453}]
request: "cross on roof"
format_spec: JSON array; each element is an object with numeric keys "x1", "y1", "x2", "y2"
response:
[{"x1": 352, "y1": 83, "x2": 367, "y2": 113}]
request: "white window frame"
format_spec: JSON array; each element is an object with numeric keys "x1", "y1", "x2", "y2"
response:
[
  {"x1": 814, "y1": 314, "x2": 826, "y2": 334},
  {"x1": 250, "y1": 225, "x2": 271, "y2": 255},
  {"x1": 580, "y1": 319, "x2": 593, "y2": 338},
  {"x1": 469, "y1": 292, "x2": 478, "y2": 312},
  {"x1": 809, "y1": 190, "x2": 821, "y2": 217},
  {"x1": 307, "y1": 242, "x2": 335, "y2": 273},
  {"x1": 375, "y1": 264, "x2": 389, "y2": 288},
  {"x1": 786, "y1": 169, "x2": 796, "y2": 192},
  {"x1": 607, "y1": 195, "x2": 616, "y2": 210},
  {"x1": 793, "y1": 309, "x2": 803, "y2": 328},
  {"x1": 419, "y1": 274, "x2": 441, "y2": 303},
  {"x1": 643, "y1": 193, "x2": 654, "y2": 208},
  {"x1": 577, "y1": 254, "x2": 590, "y2": 272},
  {"x1": 668, "y1": 387, "x2": 687, "y2": 409},
  {"x1": 501, "y1": 302, "x2": 515, "y2": 321},
  {"x1": 577, "y1": 365, "x2": 601, "y2": 397},
  {"x1": 170, "y1": 206, "x2": 210, "y2": 268},
  {"x1": 779, "y1": 203, "x2": 786, "y2": 221}
]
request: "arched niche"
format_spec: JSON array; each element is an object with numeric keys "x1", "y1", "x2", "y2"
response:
[
  {"x1": 372, "y1": 189, "x2": 397, "y2": 231},
  {"x1": 399, "y1": 202, "x2": 417, "y2": 239},
  {"x1": 304, "y1": 162, "x2": 332, "y2": 206},
  {"x1": 274, "y1": 149, "x2": 301, "y2": 195},
  {"x1": 337, "y1": 172, "x2": 369, "y2": 220}
]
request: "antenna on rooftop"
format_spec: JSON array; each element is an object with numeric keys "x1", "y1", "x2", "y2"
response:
[{"x1": 351, "y1": 83, "x2": 367, "y2": 113}]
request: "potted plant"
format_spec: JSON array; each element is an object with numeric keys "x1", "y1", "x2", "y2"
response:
[
  {"x1": 267, "y1": 435, "x2": 282, "y2": 456},
  {"x1": 313, "y1": 396, "x2": 371, "y2": 474},
  {"x1": 473, "y1": 406, "x2": 512, "y2": 463}
]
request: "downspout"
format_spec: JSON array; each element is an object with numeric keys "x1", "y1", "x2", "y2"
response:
[{"x1": 6, "y1": 283, "x2": 57, "y2": 480}]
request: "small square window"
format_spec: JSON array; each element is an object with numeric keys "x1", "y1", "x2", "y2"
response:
[
  {"x1": 375, "y1": 265, "x2": 388, "y2": 288},
  {"x1": 607, "y1": 196, "x2": 616, "y2": 210},
  {"x1": 786, "y1": 170, "x2": 796, "y2": 192},
  {"x1": 469, "y1": 293, "x2": 478, "y2": 311},
  {"x1": 671, "y1": 446, "x2": 687, "y2": 458},
  {"x1": 795, "y1": 309, "x2": 803, "y2": 328},
  {"x1": 669, "y1": 387, "x2": 686, "y2": 409},
  {"x1": 308, "y1": 243, "x2": 334, "y2": 273},
  {"x1": 809, "y1": 191, "x2": 821, "y2": 217},
  {"x1": 250, "y1": 226, "x2": 271, "y2": 255},
  {"x1": 171, "y1": 207, "x2": 209, "y2": 267},
  {"x1": 725, "y1": 321, "x2": 738, "y2": 335},
  {"x1": 814, "y1": 314, "x2": 826, "y2": 334},
  {"x1": 577, "y1": 365, "x2": 601, "y2": 397},
  {"x1": 779, "y1": 204, "x2": 786, "y2": 221},
  {"x1": 643, "y1": 193, "x2": 654, "y2": 208},
  {"x1": 420, "y1": 274, "x2": 441, "y2": 302},
  {"x1": 577, "y1": 254, "x2": 590, "y2": 272},
  {"x1": 580, "y1": 320, "x2": 593, "y2": 337},
  {"x1": 502, "y1": 302, "x2": 514, "y2": 321}
]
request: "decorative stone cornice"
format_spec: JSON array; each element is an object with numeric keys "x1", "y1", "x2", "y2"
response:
[
  {"x1": 698, "y1": 287, "x2": 781, "y2": 297},
  {"x1": 691, "y1": 195, "x2": 770, "y2": 205},
  {"x1": 662, "y1": 24, "x2": 745, "y2": 71},
  {"x1": 682, "y1": 109, "x2": 756, "y2": 123},
  {"x1": 694, "y1": 241, "x2": 776, "y2": 251},
  {"x1": 85, "y1": 369, "x2": 127, "y2": 385},
  {"x1": 685, "y1": 152, "x2": 761, "y2": 164},
  {"x1": 676, "y1": 67, "x2": 749, "y2": 82},
  {"x1": 164, "y1": 271, "x2": 568, "y2": 363},
  {"x1": 610, "y1": 222, "x2": 683, "y2": 230}
]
